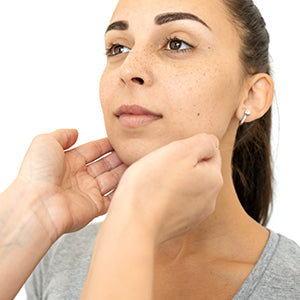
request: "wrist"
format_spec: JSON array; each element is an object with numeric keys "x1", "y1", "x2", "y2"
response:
[
  {"x1": 0, "y1": 177, "x2": 58, "y2": 246},
  {"x1": 82, "y1": 206, "x2": 155, "y2": 300},
  {"x1": 0, "y1": 178, "x2": 56, "y2": 300},
  {"x1": 105, "y1": 200, "x2": 158, "y2": 247}
]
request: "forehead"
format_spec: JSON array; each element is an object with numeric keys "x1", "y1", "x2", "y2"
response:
[
  {"x1": 113, "y1": 0, "x2": 223, "y2": 16},
  {"x1": 112, "y1": 0, "x2": 227, "y2": 29},
  {"x1": 110, "y1": 0, "x2": 238, "y2": 44}
]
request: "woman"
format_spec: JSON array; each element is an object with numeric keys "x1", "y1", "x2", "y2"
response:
[{"x1": 0, "y1": 0, "x2": 299, "y2": 299}]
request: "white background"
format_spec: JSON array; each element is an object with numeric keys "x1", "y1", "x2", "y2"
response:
[{"x1": 0, "y1": 1, "x2": 299, "y2": 299}]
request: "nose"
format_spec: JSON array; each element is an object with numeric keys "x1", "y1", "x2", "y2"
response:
[{"x1": 119, "y1": 48, "x2": 154, "y2": 87}]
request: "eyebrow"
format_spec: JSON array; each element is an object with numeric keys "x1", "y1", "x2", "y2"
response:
[
  {"x1": 105, "y1": 12, "x2": 211, "y2": 34},
  {"x1": 105, "y1": 20, "x2": 129, "y2": 33},
  {"x1": 154, "y1": 12, "x2": 211, "y2": 30}
]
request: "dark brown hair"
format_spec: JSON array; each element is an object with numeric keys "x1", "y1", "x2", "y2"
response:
[{"x1": 223, "y1": 0, "x2": 273, "y2": 226}]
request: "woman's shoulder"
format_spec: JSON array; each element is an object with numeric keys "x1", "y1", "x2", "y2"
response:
[
  {"x1": 43, "y1": 220, "x2": 102, "y2": 269},
  {"x1": 47, "y1": 221, "x2": 102, "y2": 268},
  {"x1": 234, "y1": 230, "x2": 300, "y2": 299},
  {"x1": 25, "y1": 221, "x2": 103, "y2": 299},
  {"x1": 268, "y1": 231, "x2": 300, "y2": 275},
  {"x1": 255, "y1": 231, "x2": 300, "y2": 298},
  {"x1": 55, "y1": 221, "x2": 102, "y2": 249}
]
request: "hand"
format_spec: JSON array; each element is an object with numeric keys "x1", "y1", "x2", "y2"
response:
[
  {"x1": 108, "y1": 133, "x2": 222, "y2": 246},
  {"x1": 14, "y1": 129, "x2": 128, "y2": 241}
]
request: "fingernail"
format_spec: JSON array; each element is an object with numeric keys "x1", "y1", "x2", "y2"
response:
[{"x1": 209, "y1": 135, "x2": 219, "y2": 150}]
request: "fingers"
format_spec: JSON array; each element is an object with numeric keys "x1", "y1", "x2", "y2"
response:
[
  {"x1": 208, "y1": 146, "x2": 222, "y2": 166},
  {"x1": 208, "y1": 135, "x2": 220, "y2": 151},
  {"x1": 107, "y1": 190, "x2": 115, "y2": 200},
  {"x1": 96, "y1": 164, "x2": 128, "y2": 195},
  {"x1": 70, "y1": 138, "x2": 114, "y2": 164},
  {"x1": 102, "y1": 190, "x2": 115, "y2": 212},
  {"x1": 87, "y1": 151, "x2": 123, "y2": 177},
  {"x1": 175, "y1": 133, "x2": 219, "y2": 164},
  {"x1": 192, "y1": 133, "x2": 219, "y2": 162},
  {"x1": 50, "y1": 129, "x2": 79, "y2": 150}
]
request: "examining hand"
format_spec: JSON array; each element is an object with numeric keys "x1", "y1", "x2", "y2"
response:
[
  {"x1": 0, "y1": 129, "x2": 129, "y2": 300},
  {"x1": 12, "y1": 129, "x2": 128, "y2": 241},
  {"x1": 108, "y1": 133, "x2": 222, "y2": 246}
]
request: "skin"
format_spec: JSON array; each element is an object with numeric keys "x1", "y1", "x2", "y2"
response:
[
  {"x1": 0, "y1": 130, "x2": 128, "y2": 299},
  {"x1": 99, "y1": 0, "x2": 274, "y2": 297},
  {"x1": 101, "y1": 0, "x2": 243, "y2": 164},
  {"x1": 0, "y1": 0, "x2": 274, "y2": 298},
  {"x1": 81, "y1": 133, "x2": 222, "y2": 300}
]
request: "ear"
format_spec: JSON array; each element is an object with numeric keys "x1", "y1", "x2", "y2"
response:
[{"x1": 236, "y1": 73, "x2": 274, "y2": 124}]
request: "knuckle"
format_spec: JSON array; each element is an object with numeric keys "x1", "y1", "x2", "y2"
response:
[
  {"x1": 32, "y1": 133, "x2": 47, "y2": 143},
  {"x1": 34, "y1": 133, "x2": 44, "y2": 140},
  {"x1": 197, "y1": 133, "x2": 212, "y2": 145},
  {"x1": 199, "y1": 132, "x2": 210, "y2": 141}
]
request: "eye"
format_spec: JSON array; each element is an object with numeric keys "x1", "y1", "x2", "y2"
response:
[
  {"x1": 106, "y1": 44, "x2": 130, "y2": 57},
  {"x1": 164, "y1": 38, "x2": 193, "y2": 52}
]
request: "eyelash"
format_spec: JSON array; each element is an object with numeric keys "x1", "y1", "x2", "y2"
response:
[
  {"x1": 105, "y1": 36, "x2": 194, "y2": 57},
  {"x1": 105, "y1": 43, "x2": 128, "y2": 57},
  {"x1": 163, "y1": 36, "x2": 194, "y2": 53}
]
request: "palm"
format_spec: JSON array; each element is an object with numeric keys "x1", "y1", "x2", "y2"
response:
[{"x1": 19, "y1": 129, "x2": 127, "y2": 239}]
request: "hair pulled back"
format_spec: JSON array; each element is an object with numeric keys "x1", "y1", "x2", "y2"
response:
[{"x1": 223, "y1": 0, "x2": 273, "y2": 226}]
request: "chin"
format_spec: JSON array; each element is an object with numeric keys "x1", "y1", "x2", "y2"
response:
[
  {"x1": 107, "y1": 134, "x2": 167, "y2": 166},
  {"x1": 104, "y1": 119, "x2": 193, "y2": 166},
  {"x1": 111, "y1": 140, "x2": 156, "y2": 166},
  {"x1": 116, "y1": 150, "x2": 145, "y2": 166}
]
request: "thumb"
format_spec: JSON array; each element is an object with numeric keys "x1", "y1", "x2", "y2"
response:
[{"x1": 50, "y1": 129, "x2": 79, "y2": 150}]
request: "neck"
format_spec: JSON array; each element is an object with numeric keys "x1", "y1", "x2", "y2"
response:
[{"x1": 154, "y1": 131, "x2": 269, "y2": 266}]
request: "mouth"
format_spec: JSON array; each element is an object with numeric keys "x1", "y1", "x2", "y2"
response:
[{"x1": 114, "y1": 104, "x2": 163, "y2": 128}]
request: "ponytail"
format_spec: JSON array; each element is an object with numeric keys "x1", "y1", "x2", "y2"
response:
[{"x1": 223, "y1": 0, "x2": 273, "y2": 225}]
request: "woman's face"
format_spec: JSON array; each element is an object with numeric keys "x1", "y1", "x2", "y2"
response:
[{"x1": 100, "y1": 0, "x2": 245, "y2": 165}]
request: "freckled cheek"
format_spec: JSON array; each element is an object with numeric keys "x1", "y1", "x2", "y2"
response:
[
  {"x1": 163, "y1": 70, "x2": 214, "y2": 114},
  {"x1": 162, "y1": 68, "x2": 232, "y2": 136}
]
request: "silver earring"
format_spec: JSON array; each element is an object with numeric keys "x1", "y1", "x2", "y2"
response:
[{"x1": 240, "y1": 109, "x2": 251, "y2": 125}]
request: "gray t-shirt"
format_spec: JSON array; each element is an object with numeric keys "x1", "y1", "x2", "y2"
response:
[{"x1": 25, "y1": 222, "x2": 300, "y2": 299}]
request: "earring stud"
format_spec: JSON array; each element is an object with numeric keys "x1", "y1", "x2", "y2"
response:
[{"x1": 240, "y1": 109, "x2": 251, "y2": 125}]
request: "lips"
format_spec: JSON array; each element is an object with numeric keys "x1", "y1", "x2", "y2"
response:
[
  {"x1": 114, "y1": 104, "x2": 163, "y2": 118},
  {"x1": 114, "y1": 104, "x2": 163, "y2": 128}
]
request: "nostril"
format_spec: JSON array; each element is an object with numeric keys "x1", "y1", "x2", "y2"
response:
[{"x1": 131, "y1": 77, "x2": 144, "y2": 85}]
